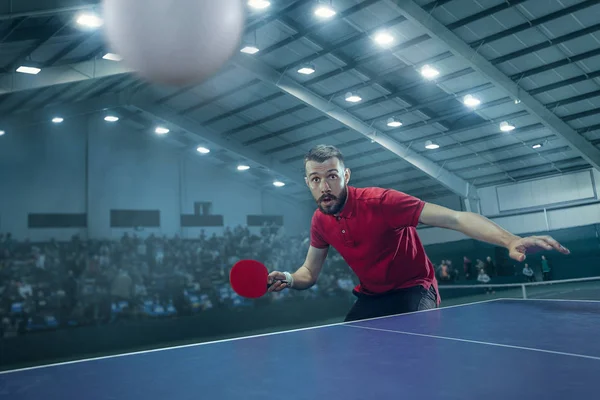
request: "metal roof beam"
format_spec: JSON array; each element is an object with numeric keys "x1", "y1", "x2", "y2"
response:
[
  {"x1": 385, "y1": 0, "x2": 600, "y2": 172},
  {"x1": 129, "y1": 94, "x2": 307, "y2": 188},
  {"x1": 0, "y1": 58, "x2": 133, "y2": 96},
  {"x1": 233, "y1": 53, "x2": 478, "y2": 200},
  {"x1": 0, "y1": 1, "x2": 100, "y2": 20},
  {"x1": 0, "y1": 91, "x2": 128, "y2": 128},
  {"x1": 491, "y1": 22, "x2": 600, "y2": 65}
]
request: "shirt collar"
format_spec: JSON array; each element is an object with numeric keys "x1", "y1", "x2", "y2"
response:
[{"x1": 337, "y1": 186, "x2": 356, "y2": 219}]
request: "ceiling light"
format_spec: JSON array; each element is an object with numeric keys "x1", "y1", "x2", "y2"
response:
[
  {"x1": 52, "y1": 117, "x2": 64, "y2": 124},
  {"x1": 248, "y1": 0, "x2": 270, "y2": 9},
  {"x1": 374, "y1": 31, "x2": 394, "y2": 46},
  {"x1": 297, "y1": 64, "x2": 316, "y2": 75},
  {"x1": 315, "y1": 4, "x2": 336, "y2": 18},
  {"x1": 514, "y1": 99, "x2": 521, "y2": 104},
  {"x1": 532, "y1": 143, "x2": 542, "y2": 149},
  {"x1": 155, "y1": 127, "x2": 169, "y2": 135},
  {"x1": 499, "y1": 121, "x2": 515, "y2": 132},
  {"x1": 240, "y1": 45, "x2": 259, "y2": 54},
  {"x1": 196, "y1": 146, "x2": 210, "y2": 154},
  {"x1": 420, "y1": 65, "x2": 439, "y2": 79},
  {"x1": 102, "y1": 53, "x2": 122, "y2": 62},
  {"x1": 0, "y1": 130, "x2": 5, "y2": 136},
  {"x1": 463, "y1": 94, "x2": 480, "y2": 107},
  {"x1": 387, "y1": 118, "x2": 402, "y2": 128},
  {"x1": 237, "y1": 165, "x2": 250, "y2": 171},
  {"x1": 76, "y1": 13, "x2": 103, "y2": 28},
  {"x1": 345, "y1": 92, "x2": 361, "y2": 103},
  {"x1": 273, "y1": 180, "x2": 285, "y2": 187},
  {"x1": 104, "y1": 116, "x2": 119, "y2": 122},
  {"x1": 16, "y1": 66, "x2": 41, "y2": 74},
  {"x1": 425, "y1": 140, "x2": 440, "y2": 150}
]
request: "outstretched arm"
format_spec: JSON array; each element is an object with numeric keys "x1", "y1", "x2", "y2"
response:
[{"x1": 418, "y1": 203, "x2": 570, "y2": 262}]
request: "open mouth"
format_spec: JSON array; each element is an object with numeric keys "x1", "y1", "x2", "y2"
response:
[{"x1": 321, "y1": 196, "x2": 335, "y2": 206}]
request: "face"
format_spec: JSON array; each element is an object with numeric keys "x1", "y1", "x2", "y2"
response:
[{"x1": 305, "y1": 157, "x2": 350, "y2": 215}]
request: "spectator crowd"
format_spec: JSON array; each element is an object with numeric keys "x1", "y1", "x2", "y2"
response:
[
  {"x1": 0, "y1": 225, "x2": 356, "y2": 338},
  {"x1": 1, "y1": 225, "x2": 555, "y2": 338}
]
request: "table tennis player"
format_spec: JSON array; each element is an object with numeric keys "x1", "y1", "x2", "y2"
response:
[{"x1": 268, "y1": 144, "x2": 570, "y2": 322}]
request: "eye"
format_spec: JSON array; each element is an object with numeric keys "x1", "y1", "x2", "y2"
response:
[
  {"x1": 312, "y1": 177, "x2": 320, "y2": 182},
  {"x1": 329, "y1": 174, "x2": 337, "y2": 179}
]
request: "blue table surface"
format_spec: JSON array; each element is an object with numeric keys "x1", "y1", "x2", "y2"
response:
[{"x1": 1, "y1": 299, "x2": 598, "y2": 400}]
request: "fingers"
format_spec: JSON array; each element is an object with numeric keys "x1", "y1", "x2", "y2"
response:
[
  {"x1": 534, "y1": 238, "x2": 554, "y2": 251},
  {"x1": 533, "y1": 235, "x2": 570, "y2": 254},
  {"x1": 540, "y1": 236, "x2": 570, "y2": 254},
  {"x1": 267, "y1": 281, "x2": 287, "y2": 292},
  {"x1": 511, "y1": 235, "x2": 570, "y2": 263}
]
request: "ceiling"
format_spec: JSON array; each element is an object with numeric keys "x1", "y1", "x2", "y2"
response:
[{"x1": 1, "y1": 0, "x2": 600, "y2": 205}]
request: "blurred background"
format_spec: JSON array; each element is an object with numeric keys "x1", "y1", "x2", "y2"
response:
[{"x1": 1, "y1": 0, "x2": 600, "y2": 370}]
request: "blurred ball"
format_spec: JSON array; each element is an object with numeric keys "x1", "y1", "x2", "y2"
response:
[{"x1": 102, "y1": 0, "x2": 246, "y2": 86}]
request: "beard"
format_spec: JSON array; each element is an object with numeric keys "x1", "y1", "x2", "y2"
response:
[{"x1": 317, "y1": 187, "x2": 348, "y2": 215}]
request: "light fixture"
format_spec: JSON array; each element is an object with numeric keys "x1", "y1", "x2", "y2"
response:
[
  {"x1": 315, "y1": 2, "x2": 336, "y2": 18},
  {"x1": 0, "y1": 130, "x2": 5, "y2": 136},
  {"x1": 499, "y1": 121, "x2": 515, "y2": 132},
  {"x1": 237, "y1": 165, "x2": 250, "y2": 171},
  {"x1": 273, "y1": 180, "x2": 285, "y2": 187},
  {"x1": 102, "y1": 53, "x2": 122, "y2": 62},
  {"x1": 155, "y1": 127, "x2": 169, "y2": 135},
  {"x1": 76, "y1": 13, "x2": 103, "y2": 28},
  {"x1": 387, "y1": 118, "x2": 402, "y2": 128},
  {"x1": 532, "y1": 143, "x2": 542, "y2": 149},
  {"x1": 240, "y1": 44, "x2": 260, "y2": 54},
  {"x1": 374, "y1": 31, "x2": 394, "y2": 46},
  {"x1": 345, "y1": 92, "x2": 361, "y2": 103},
  {"x1": 248, "y1": 0, "x2": 270, "y2": 9},
  {"x1": 196, "y1": 146, "x2": 210, "y2": 154},
  {"x1": 420, "y1": 65, "x2": 439, "y2": 79},
  {"x1": 52, "y1": 117, "x2": 64, "y2": 124},
  {"x1": 297, "y1": 64, "x2": 316, "y2": 75},
  {"x1": 463, "y1": 94, "x2": 480, "y2": 107},
  {"x1": 104, "y1": 116, "x2": 119, "y2": 122},
  {"x1": 514, "y1": 99, "x2": 521, "y2": 104},
  {"x1": 425, "y1": 140, "x2": 440, "y2": 150},
  {"x1": 16, "y1": 66, "x2": 41, "y2": 75},
  {"x1": 242, "y1": 31, "x2": 260, "y2": 54}
]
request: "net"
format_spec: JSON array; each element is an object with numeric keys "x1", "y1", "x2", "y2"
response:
[{"x1": 438, "y1": 276, "x2": 600, "y2": 307}]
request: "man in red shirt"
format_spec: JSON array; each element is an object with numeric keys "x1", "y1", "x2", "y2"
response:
[{"x1": 268, "y1": 145, "x2": 570, "y2": 321}]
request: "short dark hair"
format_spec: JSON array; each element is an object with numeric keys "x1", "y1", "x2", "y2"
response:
[{"x1": 304, "y1": 144, "x2": 345, "y2": 168}]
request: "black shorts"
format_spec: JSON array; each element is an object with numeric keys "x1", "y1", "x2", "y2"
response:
[{"x1": 344, "y1": 284, "x2": 438, "y2": 322}]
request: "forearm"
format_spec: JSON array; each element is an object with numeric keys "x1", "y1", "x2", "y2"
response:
[
  {"x1": 454, "y1": 212, "x2": 521, "y2": 249},
  {"x1": 290, "y1": 265, "x2": 317, "y2": 290}
]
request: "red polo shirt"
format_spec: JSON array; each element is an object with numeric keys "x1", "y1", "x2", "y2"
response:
[{"x1": 310, "y1": 186, "x2": 439, "y2": 302}]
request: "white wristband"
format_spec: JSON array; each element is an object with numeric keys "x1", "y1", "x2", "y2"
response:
[{"x1": 283, "y1": 271, "x2": 294, "y2": 289}]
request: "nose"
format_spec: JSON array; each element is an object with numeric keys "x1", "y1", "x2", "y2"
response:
[{"x1": 320, "y1": 180, "x2": 331, "y2": 193}]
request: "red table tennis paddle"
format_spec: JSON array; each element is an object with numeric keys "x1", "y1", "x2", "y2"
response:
[{"x1": 229, "y1": 259, "x2": 287, "y2": 298}]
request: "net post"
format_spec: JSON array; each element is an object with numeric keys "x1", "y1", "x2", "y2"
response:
[{"x1": 521, "y1": 284, "x2": 527, "y2": 299}]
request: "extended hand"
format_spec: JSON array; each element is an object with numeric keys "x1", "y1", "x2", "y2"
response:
[{"x1": 507, "y1": 235, "x2": 570, "y2": 262}]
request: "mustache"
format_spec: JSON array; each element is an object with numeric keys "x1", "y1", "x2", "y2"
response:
[{"x1": 319, "y1": 194, "x2": 337, "y2": 202}]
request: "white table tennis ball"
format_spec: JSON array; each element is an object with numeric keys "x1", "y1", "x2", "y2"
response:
[{"x1": 102, "y1": 0, "x2": 246, "y2": 86}]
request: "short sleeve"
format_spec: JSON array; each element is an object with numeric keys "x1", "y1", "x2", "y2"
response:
[
  {"x1": 379, "y1": 189, "x2": 425, "y2": 228},
  {"x1": 310, "y1": 212, "x2": 329, "y2": 249}
]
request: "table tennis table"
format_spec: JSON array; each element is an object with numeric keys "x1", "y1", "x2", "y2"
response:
[{"x1": 1, "y1": 298, "x2": 598, "y2": 399}]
